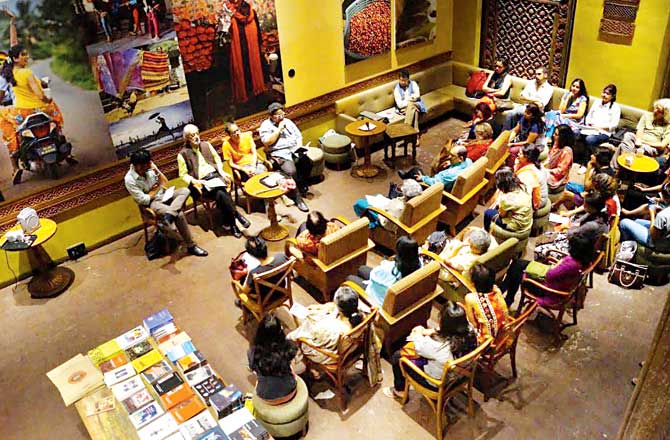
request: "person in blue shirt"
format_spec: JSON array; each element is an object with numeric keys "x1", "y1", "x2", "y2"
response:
[
  {"x1": 394, "y1": 70, "x2": 426, "y2": 131},
  {"x1": 415, "y1": 145, "x2": 471, "y2": 192}
]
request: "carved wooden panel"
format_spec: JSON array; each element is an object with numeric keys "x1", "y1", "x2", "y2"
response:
[
  {"x1": 480, "y1": 0, "x2": 577, "y2": 87},
  {"x1": 599, "y1": 1, "x2": 641, "y2": 45}
]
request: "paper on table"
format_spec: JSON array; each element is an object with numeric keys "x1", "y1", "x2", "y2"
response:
[
  {"x1": 289, "y1": 302, "x2": 309, "y2": 321},
  {"x1": 161, "y1": 186, "x2": 175, "y2": 203},
  {"x1": 549, "y1": 213, "x2": 570, "y2": 224},
  {"x1": 358, "y1": 121, "x2": 377, "y2": 131},
  {"x1": 46, "y1": 353, "x2": 104, "y2": 406}
]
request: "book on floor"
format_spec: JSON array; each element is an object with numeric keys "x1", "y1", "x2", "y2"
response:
[
  {"x1": 142, "y1": 359, "x2": 173, "y2": 384},
  {"x1": 159, "y1": 332, "x2": 192, "y2": 355},
  {"x1": 219, "y1": 408, "x2": 269, "y2": 440},
  {"x1": 166, "y1": 341, "x2": 197, "y2": 363},
  {"x1": 46, "y1": 353, "x2": 104, "y2": 406},
  {"x1": 126, "y1": 340, "x2": 154, "y2": 361},
  {"x1": 169, "y1": 396, "x2": 207, "y2": 423},
  {"x1": 152, "y1": 322, "x2": 178, "y2": 341},
  {"x1": 177, "y1": 351, "x2": 207, "y2": 374},
  {"x1": 193, "y1": 376, "x2": 224, "y2": 402},
  {"x1": 153, "y1": 372, "x2": 185, "y2": 396},
  {"x1": 144, "y1": 309, "x2": 174, "y2": 334},
  {"x1": 184, "y1": 364, "x2": 215, "y2": 387},
  {"x1": 103, "y1": 363, "x2": 136, "y2": 387},
  {"x1": 98, "y1": 352, "x2": 129, "y2": 373},
  {"x1": 209, "y1": 385, "x2": 243, "y2": 419},
  {"x1": 88, "y1": 339, "x2": 123, "y2": 365},
  {"x1": 116, "y1": 325, "x2": 150, "y2": 350},
  {"x1": 129, "y1": 401, "x2": 164, "y2": 429},
  {"x1": 137, "y1": 413, "x2": 179, "y2": 440},
  {"x1": 159, "y1": 383, "x2": 195, "y2": 410},
  {"x1": 112, "y1": 376, "x2": 145, "y2": 402},
  {"x1": 132, "y1": 349, "x2": 164, "y2": 373},
  {"x1": 196, "y1": 426, "x2": 229, "y2": 440},
  {"x1": 178, "y1": 410, "x2": 218, "y2": 439},
  {"x1": 121, "y1": 388, "x2": 154, "y2": 414}
]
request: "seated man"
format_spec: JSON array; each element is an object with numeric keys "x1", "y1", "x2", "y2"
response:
[
  {"x1": 259, "y1": 102, "x2": 310, "y2": 212},
  {"x1": 296, "y1": 211, "x2": 341, "y2": 256},
  {"x1": 610, "y1": 99, "x2": 670, "y2": 169},
  {"x1": 435, "y1": 227, "x2": 497, "y2": 285},
  {"x1": 394, "y1": 69, "x2": 426, "y2": 131},
  {"x1": 407, "y1": 145, "x2": 472, "y2": 192},
  {"x1": 124, "y1": 150, "x2": 207, "y2": 257},
  {"x1": 353, "y1": 179, "x2": 423, "y2": 231},
  {"x1": 619, "y1": 184, "x2": 670, "y2": 253},
  {"x1": 503, "y1": 66, "x2": 554, "y2": 130},
  {"x1": 178, "y1": 124, "x2": 250, "y2": 238}
]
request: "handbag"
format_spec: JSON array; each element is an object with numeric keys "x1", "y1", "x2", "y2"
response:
[
  {"x1": 608, "y1": 260, "x2": 647, "y2": 289},
  {"x1": 229, "y1": 251, "x2": 249, "y2": 281}
]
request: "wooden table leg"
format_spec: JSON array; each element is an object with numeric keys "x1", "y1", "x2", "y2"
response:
[
  {"x1": 352, "y1": 138, "x2": 382, "y2": 178},
  {"x1": 26, "y1": 245, "x2": 74, "y2": 299},
  {"x1": 260, "y1": 197, "x2": 288, "y2": 241}
]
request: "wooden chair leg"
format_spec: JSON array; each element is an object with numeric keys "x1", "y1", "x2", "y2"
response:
[
  {"x1": 510, "y1": 344, "x2": 518, "y2": 378},
  {"x1": 436, "y1": 398, "x2": 444, "y2": 440},
  {"x1": 337, "y1": 372, "x2": 347, "y2": 412}
]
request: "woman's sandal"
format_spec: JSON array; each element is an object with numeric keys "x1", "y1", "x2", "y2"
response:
[{"x1": 382, "y1": 386, "x2": 404, "y2": 401}]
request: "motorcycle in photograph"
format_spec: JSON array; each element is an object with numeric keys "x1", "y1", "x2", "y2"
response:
[{"x1": 14, "y1": 111, "x2": 73, "y2": 183}]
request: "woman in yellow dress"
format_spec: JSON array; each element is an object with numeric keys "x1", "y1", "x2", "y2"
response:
[
  {"x1": 221, "y1": 121, "x2": 267, "y2": 179},
  {"x1": 0, "y1": 44, "x2": 66, "y2": 183}
]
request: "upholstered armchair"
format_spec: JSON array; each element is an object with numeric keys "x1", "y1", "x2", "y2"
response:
[
  {"x1": 285, "y1": 217, "x2": 374, "y2": 301},
  {"x1": 343, "y1": 260, "x2": 442, "y2": 356},
  {"x1": 366, "y1": 183, "x2": 445, "y2": 251},
  {"x1": 482, "y1": 131, "x2": 511, "y2": 202}
]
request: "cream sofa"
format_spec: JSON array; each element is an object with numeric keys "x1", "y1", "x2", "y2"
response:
[{"x1": 335, "y1": 61, "x2": 648, "y2": 138}]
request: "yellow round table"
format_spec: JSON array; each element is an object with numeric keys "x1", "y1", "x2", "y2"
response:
[
  {"x1": 617, "y1": 152, "x2": 660, "y2": 174},
  {"x1": 346, "y1": 118, "x2": 387, "y2": 178},
  {"x1": 0, "y1": 218, "x2": 75, "y2": 298},
  {"x1": 244, "y1": 172, "x2": 289, "y2": 241}
]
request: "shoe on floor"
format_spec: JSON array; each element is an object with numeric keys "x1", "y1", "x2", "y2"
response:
[
  {"x1": 296, "y1": 199, "x2": 308, "y2": 212},
  {"x1": 382, "y1": 387, "x2": 404, "y2": 401},
  {"x1": 187, "y1": 245, "x2": 208, "y2": 257},
  {"x1": 236, "y1": 213, "x2": 250, "y2": 228},
  {"x1": 231, "y1": 224, "x2": 242, "y2": 239},
  {"x1": 65, "y1": 156, "x2": 79, "y2": 165},
  {"x1": 12, "y1": 169, "x2": 22, "y2": 185}
]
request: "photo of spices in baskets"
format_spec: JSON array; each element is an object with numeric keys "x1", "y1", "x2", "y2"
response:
[
  {"x1": 395, "y1": 0, "x2": 437, "y2": 49},
  {"x1": 74, "y1": 0, "x2": 176, "y2": 56},
  {"x1": 172, "y1": 0, "x2": 284, "y2": 129},
  {"x1": 342, "y1": 0, "x2": 391, "y2": 65}
]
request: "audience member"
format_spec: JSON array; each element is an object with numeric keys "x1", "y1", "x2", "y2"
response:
[
  {"x1": 501, "y1": 229, "x2": 598, "y2": 307},
  {"x1": 578, "y1": 84, "x2": 621, "y2": 159},
  {"x1": 347, "y1": 237, "x2": 421, "y2": 306},
  {"x1": 383, "y1": 302, "x2": 477, "y2": 400},
  {"x1": 124, "y1": 150, "x2": 207, "y2": 257},
  {"x1": 610, "y1": 99, "x2": 670, "y2": 169},
  {"x1": 248, "y1": 314, "x2": 299, "y2": 405},
  {"x1": 259, "y1": 102, "x2": 311, "y2": 211},
  {"x1": 515, "y1": 143, "x2": 548, "y2": 210},
  {"x1": 295, "y1": 211, "x2": 341, "y2": 256},
  {"x1": 481, "y1": 58, "x2": 513, "y2": 108},
  {"x1": 464, "y1": 264, "x2": 510, "y2": 343},
  {"x1": 394, "y1": 69, "x2": 426, "y2": 130},
  {"x1": 503, "y1": 66, "x2": 553, "y2": 130},
  {"x1": 556, "y1": 146, "x2": 614, "y2": 209},
  {"x1": 353, "y1": 179, "x2": 423, "y2": 231},
  {"x1": 221, "y1": 121, "x2": 267, "y2": 178},
  {"x1": 507, "y1": 102, "x2": 545, "y2": 166},
  {"x1": 178, "y1": 124, "x2": 249, "y2": 238},
  {"x1": 240, "y1": 236, "x2": 289, "y2": 295},
  {"x1": 623, "y1": 167, "x2": 670, "y2": 215},
  {"x1": 405, "y1": 145, "x2": 471, "y2": 192},
  {"x1": 619, "y1": 185, "x2": 670, "y2": 253},
  {"x1": 436, "y1": 227, "x2": 497, "y2": 285},
  {"x1": 463, "y1": 102, "x2": 496, "y2": 140},
  {"x1": 484, "y1": 167, "x2": 533, "y2": 233},
  {"x1": 465, "y1": 122, "x2": 495, "y2": 161},
  {"x1": 544, "y1": 78, "x2": 589, "y2": 137},
  {"x1": 544, "y1": 124, "x2": 574, "y2": 190}
]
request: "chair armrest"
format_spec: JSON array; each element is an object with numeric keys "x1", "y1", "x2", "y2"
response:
[
  {"x1": 284, "y1": 238, "x2": 305, "y2": 261},
  {"x1": 382, "y1": 285, "x2": 443, "y2": 326},
  {"x1": 521, "y1": 277, "x2": 572, "y2": 298},
  {"x1": 421, "y1": 250, "x2": 476, "y2": 293},
  {"x1": 441, "y1": 179, "x2": 488, "y2": 206},
  {"x1": 140, "y1": 206, "x2": 158, "y2": 221},
  {"x1": 296, "y1": 337, "x2": 339, "y2": 362},
  {"x1": 311, "y1": 239, "x2": 375, "y2": 272},
  {"x1": 399, "y1": 356, "x2": 442, "y2": 387},
  {"x1": 486, "y1": 151, "x2": 510, "y2": 175},
  {"x1": 331, "y1": 216, "x2": 350, "y2": 226},
  {"x1": 365, "y1": 206, "x2": 411, "y2": 233}
]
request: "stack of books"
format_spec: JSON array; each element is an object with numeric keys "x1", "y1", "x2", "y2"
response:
[{"x1": 80, "y1": 309, "x2": 269, "y2": 440}]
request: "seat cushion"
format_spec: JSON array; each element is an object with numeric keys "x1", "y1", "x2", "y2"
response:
[
  {"x1": 322, "y1": 134, "x2": 352, "y2": 154},
  {"x1": 253, "y1": 376, "x2": 309, "y2": 424}
]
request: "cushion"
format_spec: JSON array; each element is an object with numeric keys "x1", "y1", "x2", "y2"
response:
[
  {"x1": 318, "y1": 217, "x2": 370, "y2": 265},
  {"x1": 451, "y1": 157, "x2": 488, "y2": 199},
  {"x1": 306, "y1": 147, "x2": 324, "y2": 163},
  {"x1": 253, "y1": 376, "x2": 309, "y2": 436},
  {"x1": 399, "y1": 183, "x2": 444, "y2": 227},
  {"x1": 383, "y1": 261, "x2": 440, "y2": 316},
  {"x1": 322, "y1": 134, "x2": 352, "y2": 154}
]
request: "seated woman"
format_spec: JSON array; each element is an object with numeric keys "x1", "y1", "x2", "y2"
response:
[
  {"x1": 554, "y1": 145, "x2": 615, "y2": 211},
  {"x1": 347, "y1": 237, "x2": 421, "y2": 306},
  {"x1": 507, "y1": 102, "x2": 545, "y2": 167},
  {"x1": 465, "y1": 122, "x2": 495, "y2": 162},
  {"x1": 515, "y1": 143, "x2": 548, "y2": 210},
  {"x1": 353, "y1": 179, "x2": 423, "y2": 231},
  {"x1": 221, "y1": 121, "x2": 267, "y2": 179},
  {"x1": 544, "y1": 124, "x2": 575, "y2": 191},
  {"x1": 462, "y1": 102, "x2": 497, "y2": 140},
  {"x1": 535, "y1": 191, "x2": 609, "y2": 263},
  {"x1": 434, "y1": 227, "x2": 497, "y2": 285},
  {"x1": 558, "y1": 173, "x2": 620, "y2": 220},
  {"x1": 622, "y1": 163, "x2": 670, "y2": 215},
  {"x1": 248, "y1": 314, "x2": 298, "y2": 405},
  {"x1": 577, "y1": 84, "x2": 621, "y2": 162},
  {"x1": 295, "y1": 211, "x2": 341, "y2": 256},
  {"x1": 464, "y1": 264, "x2": 510, "y2": 343},
  {"x1": 501, "y1": 228, "x2": 599, "y2": 307},
  {"x1": 484, "y1": 167, "x2": 533, "y2": 234},
  {"x1": 240, "y1": 236, "x2": 289, "y2": 296},
  {"x1": 544, "y1": 78, "x2": 589, "y2": 137},
  {"x1": 383, "y1": 302, "x2": 477, "y2": 400}
]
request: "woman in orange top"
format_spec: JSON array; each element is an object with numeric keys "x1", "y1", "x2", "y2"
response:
[
  {"x1": 464, "y1": 264, "x2": 510, "y2": 344},
  {"x1": 221, "y1": 121, "x2": 267, "y2": 178},
  {"x1": 296, "y1": 211, "x2": 341, "y2": 256},
  {"x1": 544, "y1": 124, "x2": 574, "y2": 190}
]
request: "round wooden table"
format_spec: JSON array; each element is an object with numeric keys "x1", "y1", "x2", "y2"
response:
[
  {"x1": 0, "y1": 218, "x2": 75, "y2": 298},
  {"x1": 244, "y1": 172, "x2": 289, "y2": 241},
  {"x1": 617, "y1": 152, "x2": 660, "y2": 174},
  {"x1": 346, "y1": 118, "x2": 387, "y2": 178}
]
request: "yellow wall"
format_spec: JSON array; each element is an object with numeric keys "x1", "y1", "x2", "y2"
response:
[
  {"x1": 452, "y1": 0, "x2": 482, "y2": 65},
  {"x1": 277, "y1": 0, "x2": 453, "y2": 105},
  {"x1": 0, "y1": 0, "x2": 453, "y2": 286},
  {"x1": 568, "y1": 0, "x2": 670, "y2": 109}
]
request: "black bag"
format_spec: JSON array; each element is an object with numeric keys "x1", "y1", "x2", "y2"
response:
[
  {"x1": 609, "y1": 127, "x2": 636, "y2": 147},
  {"x1": 144, "y1": 230, "x2": 167, "y2": 260},
  {"x1": 608, "y1": 241, "x2": 647, "y2": 289}
]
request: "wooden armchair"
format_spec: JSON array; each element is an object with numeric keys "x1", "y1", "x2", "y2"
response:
[
  {"x1": 398, "y1": 337, "x2": 492, "y2": 440},
  {"x1": 478, "y1": 300, "x2": 538, "y2": 401},
  {"x1": 481, "y1": 131, "x2": 511, "y2": 203},
  {"x1": 344, "y1": 261, "x2": 443, "y2": 356},
  {"x1": 429, "y1": 156, "x2": 489, "y2": 236},
  {"x1": 517, "y1": 244, "x2": 604, "y2": 341},
  {"x1": 295, "y1": 306, "x2": 378, "y2": 412},
  {"x1": 190, "y1": 185, "x2": 217, "y2": 229},
  {"x1": 285, "y1": 217, "x2": 374, "y2": 301},
  {"x1": 138, "y1": 204, "x2": 160, "y2": 244},
  {"x1": 366, "y1": 183, "x2": 446, "y2": 251},
  {"x1": 226, "y1": 147, "x2": 274, "y2": 214},
  {"x1": 421, "y1": 249, "x2": 475, "y2": 303},
  {"x1": 231, "y1": 256, "x2": 296, "y2": 324}
]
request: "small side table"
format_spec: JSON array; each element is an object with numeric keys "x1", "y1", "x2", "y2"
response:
[
  {"x1": 617, "y1": 152, "x2": 660, "y2": 174},
  {"x1": 1, "y1": 218, "x2": 75, "y2": 298},
  {"x1": 345, "y1": 118, "x2": 387, "y2": 178},
  {"x1": 244, "y1": 172, "x2": 289, "y2": 241},
  {"x1": 384, "y1": 123, "x2": 419, "y2": 168}
]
